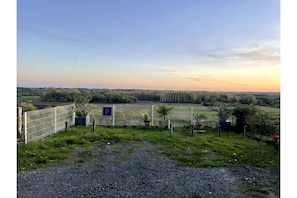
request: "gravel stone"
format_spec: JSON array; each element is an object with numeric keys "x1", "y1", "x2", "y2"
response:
[{"x1": 17, "y1": 142, "x2": 279, "y2": 198}]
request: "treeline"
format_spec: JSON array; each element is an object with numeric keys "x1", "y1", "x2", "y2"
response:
[
  {"x1": 37, "y1": 88, "x2": 139, "y2": 103},
  {"x1": 17, "y1": 87, "x2": 280, "y2": 107},
  {"x1": 17, "y1": 87, "x2": 44, "y2": 97},
  {"x1": 159, "y1": 91, "x2": 258, "y2": 106}
]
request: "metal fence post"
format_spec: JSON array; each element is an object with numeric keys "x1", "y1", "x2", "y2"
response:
[
  {"x1": 54, "y1": 107, "x2": 57, "y2": 133},
  {"x1": 24, "y1": 112, "x2": 27, "y2": 144}
]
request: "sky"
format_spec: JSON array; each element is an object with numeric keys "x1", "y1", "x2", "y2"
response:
[{"x1": 17, "y1": 0, "x2": 280, "y2": 92}]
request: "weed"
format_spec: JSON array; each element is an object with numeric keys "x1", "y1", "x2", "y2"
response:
[
  {"x1": 78, "y1": 150, "x2": 92, "y2": 159},
  {"x1": 241, "y1": 181, "x2": 272, "y2": 195}
]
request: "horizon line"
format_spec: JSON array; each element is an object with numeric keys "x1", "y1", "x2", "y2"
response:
[{"x1": 17, "y1": 86, "x2": 280, "y2": 94}]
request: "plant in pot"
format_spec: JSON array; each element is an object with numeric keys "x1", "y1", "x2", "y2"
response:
[
  {"x1": 73, "y1": 92, "x2": 93, "y2": 126},
  {"x1": 193, "y1": 113, "x2": 207, "y2": 130},
  {"x1": 142, "y1": 112, "x2": 151, "y2": 128},
  {"x1": 156, "y1": 104, "x2": 173, "y2": 129},
  {"x1": 216, "y1": 103, "x2": 232, "y2": 132}
]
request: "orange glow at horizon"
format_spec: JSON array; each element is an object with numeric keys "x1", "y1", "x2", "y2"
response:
[{"x1": 17, "y1": 60, "x2": 280, "y2": 92}]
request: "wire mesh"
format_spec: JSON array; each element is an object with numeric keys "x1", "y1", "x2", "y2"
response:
[
  {"x1": 24, "y1": 104, "x2": 74, "y2": 143},
  {"x1": 23, "y1": 103, "x2": 218, "y2": 143}
]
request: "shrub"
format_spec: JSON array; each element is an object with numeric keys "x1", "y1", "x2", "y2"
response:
[
  {"x1": 73, "y1": 91, "x2": 93, "y2": 117},
  {"x1": 18, "y1": 102, "x2": 38, "y2": 112}
]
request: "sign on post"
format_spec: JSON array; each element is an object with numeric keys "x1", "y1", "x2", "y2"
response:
[{"x1": 103, "y1": 107, "x2": 112, "y2": 116}]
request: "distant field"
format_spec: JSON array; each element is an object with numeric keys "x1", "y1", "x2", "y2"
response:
[
  {"x1": 160, "y1": 103, "x2": 217, "y2": 119},
  {"x1": 17, "y1": 96, "x2": 40, "y2": 103},
  {"x1": 258, "y1": 106, "x2": 280, "y2": 114},
  {"x1": 158, "y1": 103, "x2": 280, "y2": 126}
]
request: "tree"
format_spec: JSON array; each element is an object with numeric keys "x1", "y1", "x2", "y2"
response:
[
  {"x1": 193, "y1": 113, "x2": 207, "y2": 121},
  {"x1": 232, "y1": 104, "x2": 258, "y2": 132},
  {"x1": 239, "y1": 95, "x2": 257, "y2": 105},
  {"x1": 216, "y1": 103, "x2": 232, "y2": 122},
  {"x1": 252, "y1": 112, "x2": 279, "y2": 136},
  {"x1": 156, "y1": 104, "x2": 173, "y2": 120}
]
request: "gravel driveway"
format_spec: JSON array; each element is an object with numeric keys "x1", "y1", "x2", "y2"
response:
[{"x1": 17, "y1": 142, "x2": 279, "y2": 198}]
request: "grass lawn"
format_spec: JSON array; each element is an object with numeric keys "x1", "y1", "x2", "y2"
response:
[
  {"x1": 17, "y1": 126, "x2": 279, "y2": 174},
  {"x1": 17, "y1": 96, "x2": 40, "y2": 103}
]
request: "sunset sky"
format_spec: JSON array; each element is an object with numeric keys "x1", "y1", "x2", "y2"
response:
[{"x1": 17, "y1": 0, "x2": 280, "y2": 92}]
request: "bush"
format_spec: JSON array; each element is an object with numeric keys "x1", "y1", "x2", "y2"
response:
[
  {"x1": 232, "y1": 104, "x2": 257, "y2": 133},
  {"x1": 18, "y1": 102, "x2": 38, "y2": 112}
]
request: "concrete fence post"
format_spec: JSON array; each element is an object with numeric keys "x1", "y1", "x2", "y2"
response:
[
  {"x1": 72, "y1": 111, "x2": 76, "y2": 126},
  {"x1": 17, "y1": 107, "x2": 22, "y2": 139},
  {"x1": 112, "y1": 104, "x2": 115, "y2": 126},
  {"x1": 151, "y1": 105, "x2": 154, "y2": 126},
  {"x1": 24, "y1": 112, "x2": 27, "y2": 144}
]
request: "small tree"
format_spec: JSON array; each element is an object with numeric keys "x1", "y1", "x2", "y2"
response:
[
  {"x1": 232, "y1": 104, "x2": 258, "y2": 133},
  {"x1": 156, "y1": 104, "x2": 173, "y2": 120},
  {"x1": 193, "y1": 113, "x2": 207, "y2": 129},
  {"x1": 193, "y1": 113, "x2": 207, "y2": 122},
  {"x1": 73, "y1": 91, "x2": 93, "y2": 117},
  {"x1": 217, "y1": 103, "x2": 232, "y2": 122}
]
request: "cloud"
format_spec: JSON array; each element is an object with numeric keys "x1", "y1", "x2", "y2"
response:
[
  {"x1": 153, "y1": 64, "x2": 210, "y2": 82},
  {"x1": 19, "y1": 25, "x2": 90, "y2": 45},
  {"x1": 189, "y1": 41, "x2": 280, "y2": 65},
  {"x1": 17, "y1": 25, "x2": 115, "y2": 55}
]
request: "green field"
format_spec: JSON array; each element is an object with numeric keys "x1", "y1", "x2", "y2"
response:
[
  {"x1": 159, "y1": 103, "x2": 280, "y2": 124},
  {"x1": 258, "y1": 106, "x2": 280, "y2": 115},
  {"x1": 17, "y1": 96, "x2": 40, "y2": 103}
]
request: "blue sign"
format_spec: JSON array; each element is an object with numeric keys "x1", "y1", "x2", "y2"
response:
[{"x1": 103, "y1": 107, "x2": 112, "y2": 116}]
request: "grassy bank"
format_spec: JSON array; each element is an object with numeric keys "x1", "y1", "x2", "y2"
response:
[{"x1": 17, "y1": 126, "x2": 279, "y2": 173}]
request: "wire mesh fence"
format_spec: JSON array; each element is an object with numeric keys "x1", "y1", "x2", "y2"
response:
[
  {"x1": 88, "y1": 103, "x2": 218, "y2": 128},
  {"x1": 21, "y1": 103, "x2": 218, "y2": 144},
  {"x1": 88, "y1": 103, "x2": 154, "y2": 126},
  {"x1": 24, "y1": 104, "x2": 74, "y2": 144}
]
